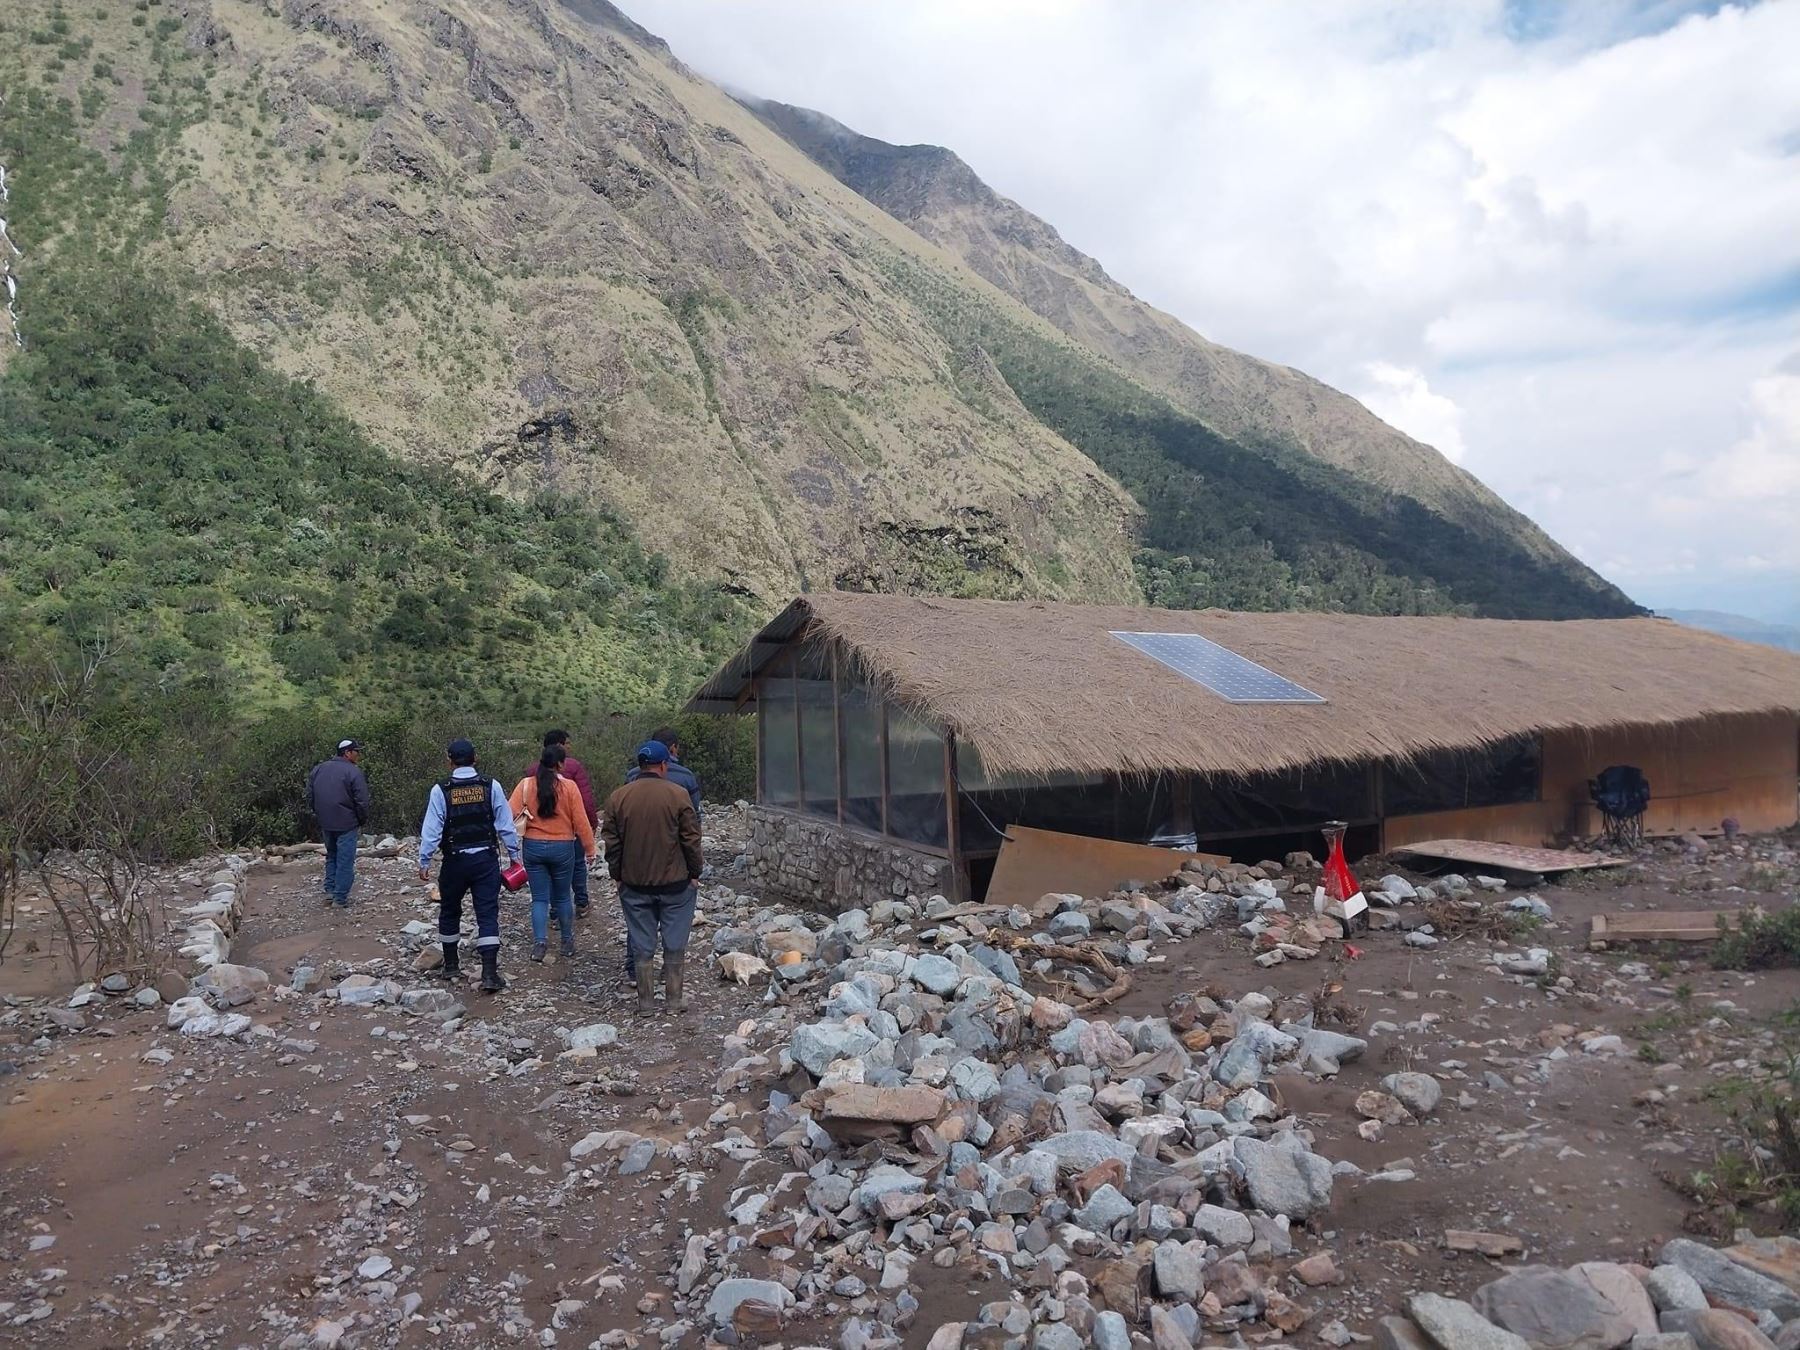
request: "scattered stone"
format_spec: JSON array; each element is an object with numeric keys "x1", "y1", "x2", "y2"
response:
[
  {"x1": 1382, "y1": 1071, "x2": 1443, "y2": 1116},
  {"x1": 1407, "y1": 1292, "x2": 1531, "y2": 1350}
]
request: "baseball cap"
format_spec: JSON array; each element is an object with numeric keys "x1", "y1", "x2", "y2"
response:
[
  {"x1": 635, "y1": 740, "x2": 670, "y2": 766},
  {"x1": 446, "y1": 738, "x2": 477, "y2": 764},
  {"x1": 337, "y1": 739, "x2": 361, "y2": 753}
]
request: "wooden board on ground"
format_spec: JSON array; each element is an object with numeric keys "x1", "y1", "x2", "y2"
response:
[
  {"x1": 1590, "y1": 909, "x2": 1742, "y2": 944},
  {"x1": 1393, "y1": 839, "x2": 1624, "y2": 873},
  {"x1": 986, "y1": 825, "x2": 1229, "y2": 911}
]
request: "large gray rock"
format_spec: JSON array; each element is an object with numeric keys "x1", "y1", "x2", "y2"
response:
[
  {"x1": 1297, "y1": 1028, "x2": 1368, "y2": 1076},
  {"x1": 1092, "y1": 1311, "x2": 1132, "y2": 1350},
  {"x1": 790, "y1": 1021, "x2": 880, "y2": 1077},
  {"x1": 1648, "y1": 1266, "x2": 1711, "y2": 1313},
  {"x1": 1035, "y1": 1130, "x2": 1135, "y2": 1172},
  {"x1": 1382, "y1": 1071, "x2": 1443, "y2": 1117},
  {"x1": 705, "y1": 1278, "x2": 793, "y2": 1329},
  {"x1": 909, "y1": 954, "x2": 960, "y2": 996},
  {"x1": 1662, "y1": 1241, "x2": 1800, "y2": 1321},
  {"x1": 1472, "y1": 1266, "x2": 1622, "y2": 1349},
  {"x1": 1191, "y1": 1203, "x2": 1255, "y2": 1247},
  {"x1": 1075, "y1": 1183, "x2": 1134, "y2": 1233},
  {"x1": 853, "y1": 1166, "x2": 927, "y2": 1215},
  {"x1": 1233, "y1": 1133, "x2": 1332, "y2": 1220},
  {"x1": 1407, "y1": 1293, "x2": 1531, "y2": 1350},
  {"x1": 1214, "y1": 1021, "x2": 1299, "y2": 1088},
  {"x1": 1153, "y1": 1239, "x2": 1206, "y2": 1299}
]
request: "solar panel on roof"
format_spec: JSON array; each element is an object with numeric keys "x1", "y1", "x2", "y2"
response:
[{"x1": 1109, "y1": 631, "x2": 1327, "y2": 704}]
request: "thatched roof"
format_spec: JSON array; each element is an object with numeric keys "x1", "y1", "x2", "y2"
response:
[{"x1": 688, "y1": 593, "x2": 1800, "y2": 778}]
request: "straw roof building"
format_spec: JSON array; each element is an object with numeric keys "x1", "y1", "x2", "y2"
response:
[{"x1": 692, "y1": 593, "x2": 1800, "y2": 907}]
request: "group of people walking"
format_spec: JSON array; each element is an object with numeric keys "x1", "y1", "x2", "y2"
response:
[{"x1": 305, "y1": 729, "x2": 704, "y2": 1013}]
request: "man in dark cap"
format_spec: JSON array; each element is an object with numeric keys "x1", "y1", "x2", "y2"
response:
[
  {"x1": 307, "y1": 738, "x2": 371, "y2": 909},
  {"x1": 602, "y1": 740, "x2": 703, "y2": 1015},
  {"x1": 418, "y1": 738, "x2": 521, "y2": 993}
]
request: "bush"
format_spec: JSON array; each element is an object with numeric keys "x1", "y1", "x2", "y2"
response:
[{"x1": 1712, "y1": 907, "x2": 1800, "y2": 971}]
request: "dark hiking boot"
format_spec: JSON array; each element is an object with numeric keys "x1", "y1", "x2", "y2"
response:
[
  {"x1": 635, "y1": 964, "x2": 656, "y2": 1016},
  {"x1": 530, "y1": 942, "x2": 547, "y2": 963},
  {"x1": 663, "y1": 950, "x2": 686, "y2": 1014},
  {"x1": 479, "y1": 948, "x2": 506, "y2": 993},
  {"x1": 434, "y1": 944, "x2": 460, "y2": 980},
  {"x1": 559, "y1": 936, "x2": 576, "y2": 961}
]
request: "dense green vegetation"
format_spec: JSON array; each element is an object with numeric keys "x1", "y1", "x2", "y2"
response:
[
  {"x1": 0, "y1": 33, "x2": 756, "y2": 843},
  {"x1": 882, "y1": 252, "x2": 1642, "y2": 620},
  {"x1": 0, "y1": 265, "x2": 750, "y2": 714}
]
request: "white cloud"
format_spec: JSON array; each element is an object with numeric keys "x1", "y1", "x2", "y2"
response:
[
  {"x1": 629, "y1": 0, "x2": 1800, "y2": 612},
  {"x1": 1354, "y1": 363, "x2": 1468, "y2": 463},
  {"x1": 1709, "y1": 361, "x2": 1800, "y2": 503}
]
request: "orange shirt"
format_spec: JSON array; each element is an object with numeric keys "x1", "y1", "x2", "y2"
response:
[{"x1": 507, "y1": 774, "x2": 597, "y2": 859}]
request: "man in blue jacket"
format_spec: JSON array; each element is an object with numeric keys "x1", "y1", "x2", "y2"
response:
[
  {"x1": 418, "y1": 739, "x2": 521, "y2": 994},
  {"x1": 307, "y1": 739, "x2": 371, "y2": 908},
  {"x1": 621, "y1": 728, "x2": 702, "y2": 980}
]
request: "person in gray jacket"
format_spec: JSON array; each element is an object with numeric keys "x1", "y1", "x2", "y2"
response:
[{"x1": 307, "y1": 738, "x2": 371, "y2": 908}]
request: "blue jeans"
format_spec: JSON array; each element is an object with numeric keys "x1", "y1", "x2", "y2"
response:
[
  {"x1": 524, "y1": 838, "x2": 580, "y2": 946},
  {"x1": 572, "y1": 857, "x2": 589, "y2": 911},
  {"x1": 322, "y1": 829, "x2": 358, "y2": 906}
]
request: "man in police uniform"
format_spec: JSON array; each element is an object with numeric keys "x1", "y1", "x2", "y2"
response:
[{"x1": 418, "y1": 738, "x2": 521, "y2": 993}]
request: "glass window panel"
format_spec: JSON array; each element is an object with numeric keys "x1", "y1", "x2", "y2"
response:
[
  {"x1": 886, "y1": 706, "x2": 947, "y2": 848},
  {"x1": 760, "y1": 676, "x2": 798, "y2": 808},
  {"x1": 842, "y1": 682, "x2": 883, "y2": 832},
  {"x1": 798, "y1": 673, "x2": 837, "y2": 819}
]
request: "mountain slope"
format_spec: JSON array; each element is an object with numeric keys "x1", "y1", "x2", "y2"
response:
[
  {"x1": 744, "y1": 98, "x2": 1602, "y2": 576},
  {"x1": 1665, "y1": 610, "x2": 1800, "y2": 654},
  {"x1": 0, "y1": 0, "x2": 1636, "y2": 639}
]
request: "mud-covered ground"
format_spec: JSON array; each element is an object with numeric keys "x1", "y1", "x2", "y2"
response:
[{"x1": 2, "y1": 824, "x2": 1796, "y2": 1347}]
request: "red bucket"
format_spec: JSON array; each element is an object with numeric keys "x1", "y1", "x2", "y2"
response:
[{"x1": 500, "y1": 861, "x2": 528, "y2": 892}]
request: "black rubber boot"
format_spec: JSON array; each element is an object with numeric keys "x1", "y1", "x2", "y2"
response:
[
  {"x1": 436, "y1": 943, "x2": 460, "y2": 980},
  {"x1": 479, "y1": 947, "x2": 506, "y2": 993},
  {"x1": 635, "y1": 961, "x2": 656, "y2": 1016},
  {"x1": 663, "y1": 950, "x2": 686, "y2": 1014}
]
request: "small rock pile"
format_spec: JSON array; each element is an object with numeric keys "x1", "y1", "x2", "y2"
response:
[{"x1": 1380, "y1": 1234, "x2": 1800, "y2": 1350}]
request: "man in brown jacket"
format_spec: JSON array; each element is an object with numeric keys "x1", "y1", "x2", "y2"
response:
[{"x1": 603, "y1": 740, "x2": 703, "y2": 1015}]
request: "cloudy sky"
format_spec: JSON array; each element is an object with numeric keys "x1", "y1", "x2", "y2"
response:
[{"x1": 633, "y1": 0, "x2": 1800, "y2": 620}]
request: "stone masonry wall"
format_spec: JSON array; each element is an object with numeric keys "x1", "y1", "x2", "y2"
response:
[{"x1": 748, "y1": 807, "x2": 951, "y2": 912}]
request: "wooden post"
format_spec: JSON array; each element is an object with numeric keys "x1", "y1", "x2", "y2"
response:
[
  {"x1": 832, "y1": 643, "x2": 846, "y2": 826},
  {"x1": 945, "y1": 733, "x2": 966, "y2": 904},
  {"x1": 878, "y1": 698, "x2": 891, "y2": 838},
  {"x1": 1171, "y1": 774, "x2": 1194, "y2": 839}
]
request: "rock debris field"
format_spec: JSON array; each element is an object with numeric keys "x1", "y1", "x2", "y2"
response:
[{"x1": 3, "y1": 814, "x2": 1799, "y2": 1350}]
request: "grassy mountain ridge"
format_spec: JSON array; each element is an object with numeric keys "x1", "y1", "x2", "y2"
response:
[{"x1": 745, "y1": 97, "x2": 1622, "y2": 583}]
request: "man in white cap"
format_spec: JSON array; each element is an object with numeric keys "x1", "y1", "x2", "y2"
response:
[{"x1": 307, "y1": 738, "x2": 371, "y2": 908}]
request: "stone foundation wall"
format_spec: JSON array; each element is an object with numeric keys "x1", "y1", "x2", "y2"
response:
[{"x1": 748, "y1": 807, "x2": 951, "y2": 912}]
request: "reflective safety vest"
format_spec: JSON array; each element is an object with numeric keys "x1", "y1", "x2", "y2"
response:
[{"x1": 439, "y1": 774, "x2": 498, "y2": 852}]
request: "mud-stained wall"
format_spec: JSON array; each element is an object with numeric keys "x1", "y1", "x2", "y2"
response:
[{"x1": 1382, "y1": 713, "x2": 1799, "y2": 848}]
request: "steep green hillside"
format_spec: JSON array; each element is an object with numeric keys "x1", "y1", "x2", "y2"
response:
[
  {"x1": 879, "y1": 251, "x2": 1639, "y2": 618},
  {"x1": 0, "y1": 52, "x2": 745, "y2": 722},
  {"x1": 0, "y1": 266, "x2": 746, "y2": 715}
]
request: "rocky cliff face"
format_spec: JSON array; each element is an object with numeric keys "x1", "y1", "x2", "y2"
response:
[{"x1": 745, "y1": 98, "x2": 1587, "y2": 571}]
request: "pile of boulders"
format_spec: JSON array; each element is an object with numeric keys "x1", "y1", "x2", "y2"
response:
[
  {"x1": 674, "y1": 892, "x2": 1417, "y2": 1348},
  {"x1": 1379, "y1": 1235, "x2": 1800, "y2": 1349}
]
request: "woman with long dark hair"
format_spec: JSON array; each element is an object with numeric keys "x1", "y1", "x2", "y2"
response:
[{"x1": 508, "y1": 744, "x2": 596, "y2": 963}]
